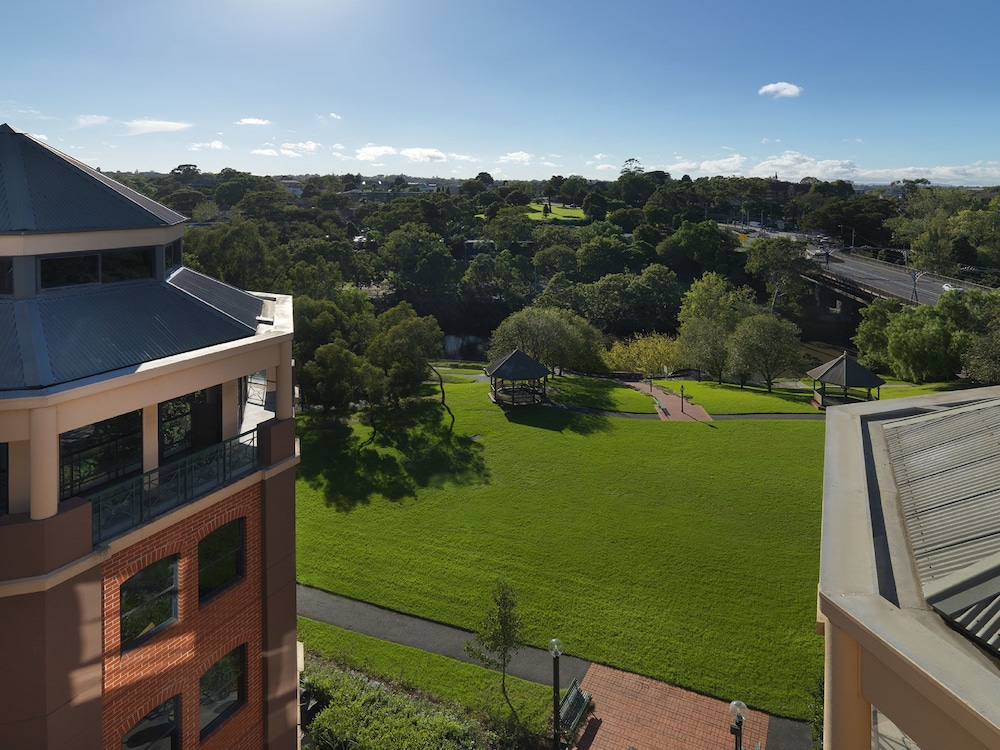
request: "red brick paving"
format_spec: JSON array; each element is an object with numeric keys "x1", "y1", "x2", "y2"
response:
[
  {"x1": 633, "y1": 382, "x2": 713, "y2": 422},
  {"x1": 573, "y1": 664, "x2": 768, "y2": 750}
]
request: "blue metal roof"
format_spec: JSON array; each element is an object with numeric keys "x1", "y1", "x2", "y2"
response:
[
  {"x1": 0, "y1": 279, "x2": 261, "y2": 391},
  {"x1": 0, "y1": 123, "x2": 185, "y2": 233},
  {"x1": 168, "y1": 267, "x2": 265, "y2": 329}
]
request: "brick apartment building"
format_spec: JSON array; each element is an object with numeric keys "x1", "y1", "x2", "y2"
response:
[{"x1": 0, "y1": 123, "x2": 299, "y2": 749}]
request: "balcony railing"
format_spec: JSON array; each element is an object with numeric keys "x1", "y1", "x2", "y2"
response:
[{"x1": 87, "y1": 429, "x2": 260, "y2": 545}]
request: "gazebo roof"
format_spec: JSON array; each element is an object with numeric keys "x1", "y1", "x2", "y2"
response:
[
  {"x1": 484, "y1": 349, "x2": 549, "y2": 380},
  {"x1": 807, "y1": 351, "x2": 885, "y2": 389}
]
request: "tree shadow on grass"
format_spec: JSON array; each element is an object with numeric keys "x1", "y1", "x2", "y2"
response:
[
  {"x1": 297, "y1": 402, "x2": 489, "y2": 512},
  {"x1": 500, "y1": 403, "x2": 611, "y2": 435}
]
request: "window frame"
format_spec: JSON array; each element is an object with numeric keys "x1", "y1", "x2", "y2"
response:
[
  {"x1": 198, "y1": 518, "x2": 245, "y2": 602},
  {"x1": 199, "y1": 644, "x2": 246, "y2": 738},
  {"x1": 121, "y1": 695, "x2": 180, "y2": 750},
  {"x1": 59, "y1": 410, "x2": 143, "y2": 502},
  {"x1": 119, "y1": 555, "x2": 179, "y2": 653}
]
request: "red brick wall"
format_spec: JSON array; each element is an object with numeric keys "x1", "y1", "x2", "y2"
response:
[{"x1": 101, "y1": 485, "x2": 265, "y2": 750}]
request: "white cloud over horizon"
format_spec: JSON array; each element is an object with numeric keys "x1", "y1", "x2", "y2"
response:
[
  {"x1": 400, "y1": 147, "x2": 446, "y2": 163},
  {"x1": 122, "y1": 119, "x2": 192, "y2": 136},
  {"x1": 189, "y1": 140, "x2": 229, "y2": 151},
  {"x1": 236, "y1": 118, "x2": 271, "y2": 126},
  {"x1": 758, "y1": 82, "x2": 803, "y2": 99},
  {"x1": 76, "y1": 115, "x2": 110, "y2": 128},
  {"x1": 497, "y1": 151, "x2": 532, "y2": 164},
  {"x1": 356, "y1": 144, "x2": 397, "y2": 161}
]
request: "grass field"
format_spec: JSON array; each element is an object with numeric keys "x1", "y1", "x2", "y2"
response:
[
  {"x1": 296, "y1": 378, "x2": 825, "y2": 719},
  {"x1": 656, "y1": 379, "x2": 818, "y2": 414},
  {"x1": 526, "y1": 202, "x2": 586, "y2": 221}
]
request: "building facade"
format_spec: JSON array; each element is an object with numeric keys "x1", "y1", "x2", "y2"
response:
[
  {"x1": 0, "y1": 124, "x2": 298, "y2": 749},
  {"x1": 819, "y1": 386, "x2": 1000, "y2": 749}
]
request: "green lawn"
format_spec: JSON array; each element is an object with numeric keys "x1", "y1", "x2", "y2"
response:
[
  {"x1": 655, "y1": 379, "x2": 818, "y2": 414},
  {"x1": 296, "y1": 379, "x2": 825, "y2": 719},
  {"x1": 526, "y1": 202, "x2": 586, "y2": 221},
  {"x1": 298, "y1": 617, "x2": 551, "y2": 733},
  {"x1": 547, "y1": 374, "x2": 658, "y2": 413}
]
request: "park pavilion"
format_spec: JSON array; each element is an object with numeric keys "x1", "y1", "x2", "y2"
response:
[
  {"x1": 485, "y1": 349, "x2": 549, "y2": 406},
  {"x1": 807, "y1": 351, "x2": 885, "y2": 407}
]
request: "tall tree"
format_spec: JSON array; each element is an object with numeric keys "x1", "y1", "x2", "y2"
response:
[
  {"x1": 727, "y1": 314, "x2": 802, "y2": 392},
  {"x1": 744, "y1": 236, "x2": 812, "y2": 315}
]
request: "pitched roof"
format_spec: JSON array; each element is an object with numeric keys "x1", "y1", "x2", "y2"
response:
[
  {"x1": 0, "y1": 271, "x2": 262, "y2": 391},
  {"x1": 807, "y1": 351, "x2": 885, "y2": 389},
  {"x1": 485, "y1": 349, "x2": 549, "y2": 380},
  {"x1": 0, "y1": 123, "x2": 185, "y2": 233}
]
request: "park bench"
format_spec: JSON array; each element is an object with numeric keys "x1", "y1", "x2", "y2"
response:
[{"x1": 559, "y1": 678, "x2": 592, "y2": 732}]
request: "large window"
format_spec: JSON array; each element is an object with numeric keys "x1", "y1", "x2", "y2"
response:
[
  {"x1": 200, "y1": 645, "x2": 246, "y2": 738},
  {"x1": 198, "y1": 518, "x2": 244, "y2": 601},
  {"x1": 60, "y1": 410, "x2": 142, "y2": 501},
  {"x1": 159, "y1": 386, "x2": 222, "y2": 463},
  {"x1": 120, "y1": 555, "x2": 178, "y2": 652},
  {"x1": 39, "y1": 247, "x2": 155, "y2": 290},
  {"x1": 121, "y1": 695, "x2": 179, "y2": 750},
  {"x1": 0, "y1": 257, "x2": 12, "y2": 296}
]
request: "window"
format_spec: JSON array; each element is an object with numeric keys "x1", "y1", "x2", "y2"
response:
[
  {"x1": 40, "y1": 253, "x2": 99, "y2": 288},
  {"x1": 164, "y1": 239, "x2": 181, "y2": 272},
  {"x1": 0, "y1": 257, "x2": 11, "y2": 296},
  {"x1": 60, "y1": 410, "x2": 142, "y2": 501},
  {"x1": 0, "y1": 443, "x2": 7, "y2": 516},
  {"x1": 200, "y1": 645, "x2": 246, "y2": 738},
  {"x1": 159, "y1": 386, "x2": 222, "y2": 462},
  {"x1": 102, "y1": 247, "x2": 155, "y2": 282},
  {"x1": 199, "y1": 519, "x2": 244, "y2": 601},
  {"x1": 120, "y1": 555, "x2": 178, "y2": 652},
  {"x1": 121, "y1": 695, "x2": 179, "y2": 750}
]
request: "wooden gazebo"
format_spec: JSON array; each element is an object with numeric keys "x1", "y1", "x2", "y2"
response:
[
  {"x1": 807, "y1": 351, "x2": 886, "y2": 408},
  {"x1": 485, "y1": 349, "x2": 549, "y2": 406}
]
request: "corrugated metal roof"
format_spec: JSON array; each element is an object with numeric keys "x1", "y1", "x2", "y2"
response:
[
  {"x1": 0, "y1": 280, "x2": 258, "y2": 391},
  {"x1": 167, "y1": 267, "x2": 264, "y2": 329},
  {"x1": 0, "y1": 123, "x2": 185, "y2": 233},
  {"x1": 886, "y1": 400, "x2": 1000, "y2": 658}
]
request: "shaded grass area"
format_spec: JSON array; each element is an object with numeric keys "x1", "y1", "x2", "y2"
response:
[
  {"x1": 297, "y1": 379, "x2": 825, "y2": 718},
  {"x1": 879, "y1": 378, "x2": 978, "y2": 399},
  {"x1": 655, "y1": 379, "x2": 819, "y2": 414},
  {"x1": 547, "y1": 374, "x2": 658, "y2": 414},
  {"x1": 526, "y1": 202, "x2": 586, "y2": 221},
  {"x1": 299, "y1": 616, "x2": 550, "y2": 734}
]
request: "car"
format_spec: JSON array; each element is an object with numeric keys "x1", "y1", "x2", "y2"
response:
[{"x1": 942, "y1": 283, "x2": 966, "y2": 292}]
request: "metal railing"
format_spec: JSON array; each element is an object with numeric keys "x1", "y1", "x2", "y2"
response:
[{"x1": 88, "y1": 429, "x2": 260, "y2": 545}]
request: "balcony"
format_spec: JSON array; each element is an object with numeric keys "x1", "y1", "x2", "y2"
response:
[{"x1": 86, "y1": 429, "x2": 259, "y2": 545}]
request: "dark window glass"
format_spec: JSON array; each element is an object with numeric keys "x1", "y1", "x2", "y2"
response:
[
  {"x1": 60, "y1": 411, "x2": 143, "y2": 501},
  {"x1": 164, "y1": 240, "x2": 181, "y2": 271},
  {"x1": 200, "y1": 645, "x2": 246, "y2": 737},
  {"x1": 0, "y1": 257, "x2": 12, "y2": 295},
  {"x1": 39, "y1": 253, "x2": 99, "y2": 288},
  {"x1": 159, "y1": 390, "x2": 206, "y2": 462},
  {"x1": 0, "y1": 443, "x2": 8, "y2": 516},
  {"x1": 120, "y1": 555, "x2": 178, "y2": 652},
  {"x1": 121, "y1": 695, "x2": 179, "y2": 750},
  {"x1": 102, "y1": 247, "x2": 155, "y2": 282},
  {"x1": 199, "y1": 518, "x2": 244, "y2": 601}
]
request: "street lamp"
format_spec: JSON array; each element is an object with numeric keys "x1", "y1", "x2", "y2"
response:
[
  {"x1": 729, "y1": 700, "x2": 748, "y2": 750},
  {"x1": 549, "y1": 638, "x2": 563, "y2": 750}
]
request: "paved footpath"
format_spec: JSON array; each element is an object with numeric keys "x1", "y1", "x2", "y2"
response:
[{"x1": 297, "y1": 585, "x2": 811, "y2": 750}]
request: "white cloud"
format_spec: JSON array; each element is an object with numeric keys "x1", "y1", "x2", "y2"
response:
[
  {"x1": 542, "y1": 161, "x2": 557, "y2": 168},
  {"x1": 332, "y1": 143, "x2": 345, "y2": 151},
  {"x1": 282, "y1": 140, "x2": 321, "y2": 154},
  {"x1": 251, "y1": 148, "x2": 279, "y2": 156},
  {"x1": 595, "y1": 163, "x2": 617, "y2": 171},
  {"x1": 497, "y1": 151, "x2": 532, "y2": 164},
  {"x1": 76, "y1": 114, "x2": 110, "y2": 128},
  {"x1": 593, "y1": 152, "x2": 610, "y2": 160},
  {"x1": 356, "y1": 145, "x2": 397, "y2": 161},
  {"x1": 401, "y1": 147, "x2": 446, "y2": 163},
  {"x1": 236, "y1": 117, "x2": 271, "y2": 126},
  {"x1": 189, "y1": 140, "x2": 229, "y2": 151},
  {"x1": 329, "y1": 112, "x2": 343, "y2": 120},
  {"x1": 758, "y1": 82, "x2": 803, "y2": 99},
  {"x1": 122, "y1": 119, "x2": 192, "y2": 136},
  {"x1": 449, "y1": 152, "x2": 477, "y2": 162}
]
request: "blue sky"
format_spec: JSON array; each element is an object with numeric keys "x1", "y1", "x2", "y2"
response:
[{"x1": 3, "y1": 0, "x2": 1000, "y2": 186}]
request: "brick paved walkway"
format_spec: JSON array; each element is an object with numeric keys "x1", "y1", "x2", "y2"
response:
[{"x1": 573, "y1": 664, "x2": 768, "y2": 750}]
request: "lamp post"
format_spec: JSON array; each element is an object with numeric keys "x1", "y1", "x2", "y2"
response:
[
  {"x1": 679, "y1": 385, "x2": 685, "y2": 414},
  {"x1": 729, "y1": 700, "x2": 747, "y2": 750},
  {"x1": 549, "y1": 638, "x2": 563, "y2": 750}
]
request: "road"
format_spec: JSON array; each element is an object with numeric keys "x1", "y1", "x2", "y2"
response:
[{"x1": 812, "y1": 251, "x2": 964, "y2": 305}]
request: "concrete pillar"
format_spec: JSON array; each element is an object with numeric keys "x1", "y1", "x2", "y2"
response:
[
  {"x1": 824, "y1": 624, "x2": 871, "y2": 750},
  {"x1": 276, "y1": 341, "x2": 293, "y2": 420},
  {"x1": 29, "y1": 406, "x2": 59, "y2": 520},
  {"x1": 8, "y1": 440, "x2": 30, "y2": 515},
  {"x1": 222, "y1": 379, "x2": 239, "y2": 439},
  {"x1": 142, "y1": 405, "x2": 158, "y2": 473}
]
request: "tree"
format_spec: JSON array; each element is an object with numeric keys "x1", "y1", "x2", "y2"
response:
[
  {"x1": 464, "y1": 580, "x2": 523, "y2": 709},
  {"x1": 300, "y1": 338, "x2": 382, "y2": 412},
  {"x1": 884, "y1": 305, "x2": 962, "y2": 383},
  {"x1": 744, "y1": 236, "x2": 812, "y2": 315},
  {"x1": 575, "y1": 235, "x2": 645, "y2": 282},
  {"x1": 727, "y1": 314, "x2": 803, "y2": 392},
  {"x1": 853, "y1": 298, "x2": 903, "y2": 372},
  {"x1": 365, "y1": 303, "x2": 443, "y2": 405},
  {"x1": 656, "y1": 220, "x2": 741, "y2": 277},
  {"x1": 490, "y1": 307, "x2": 604, "y2": 374}
]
